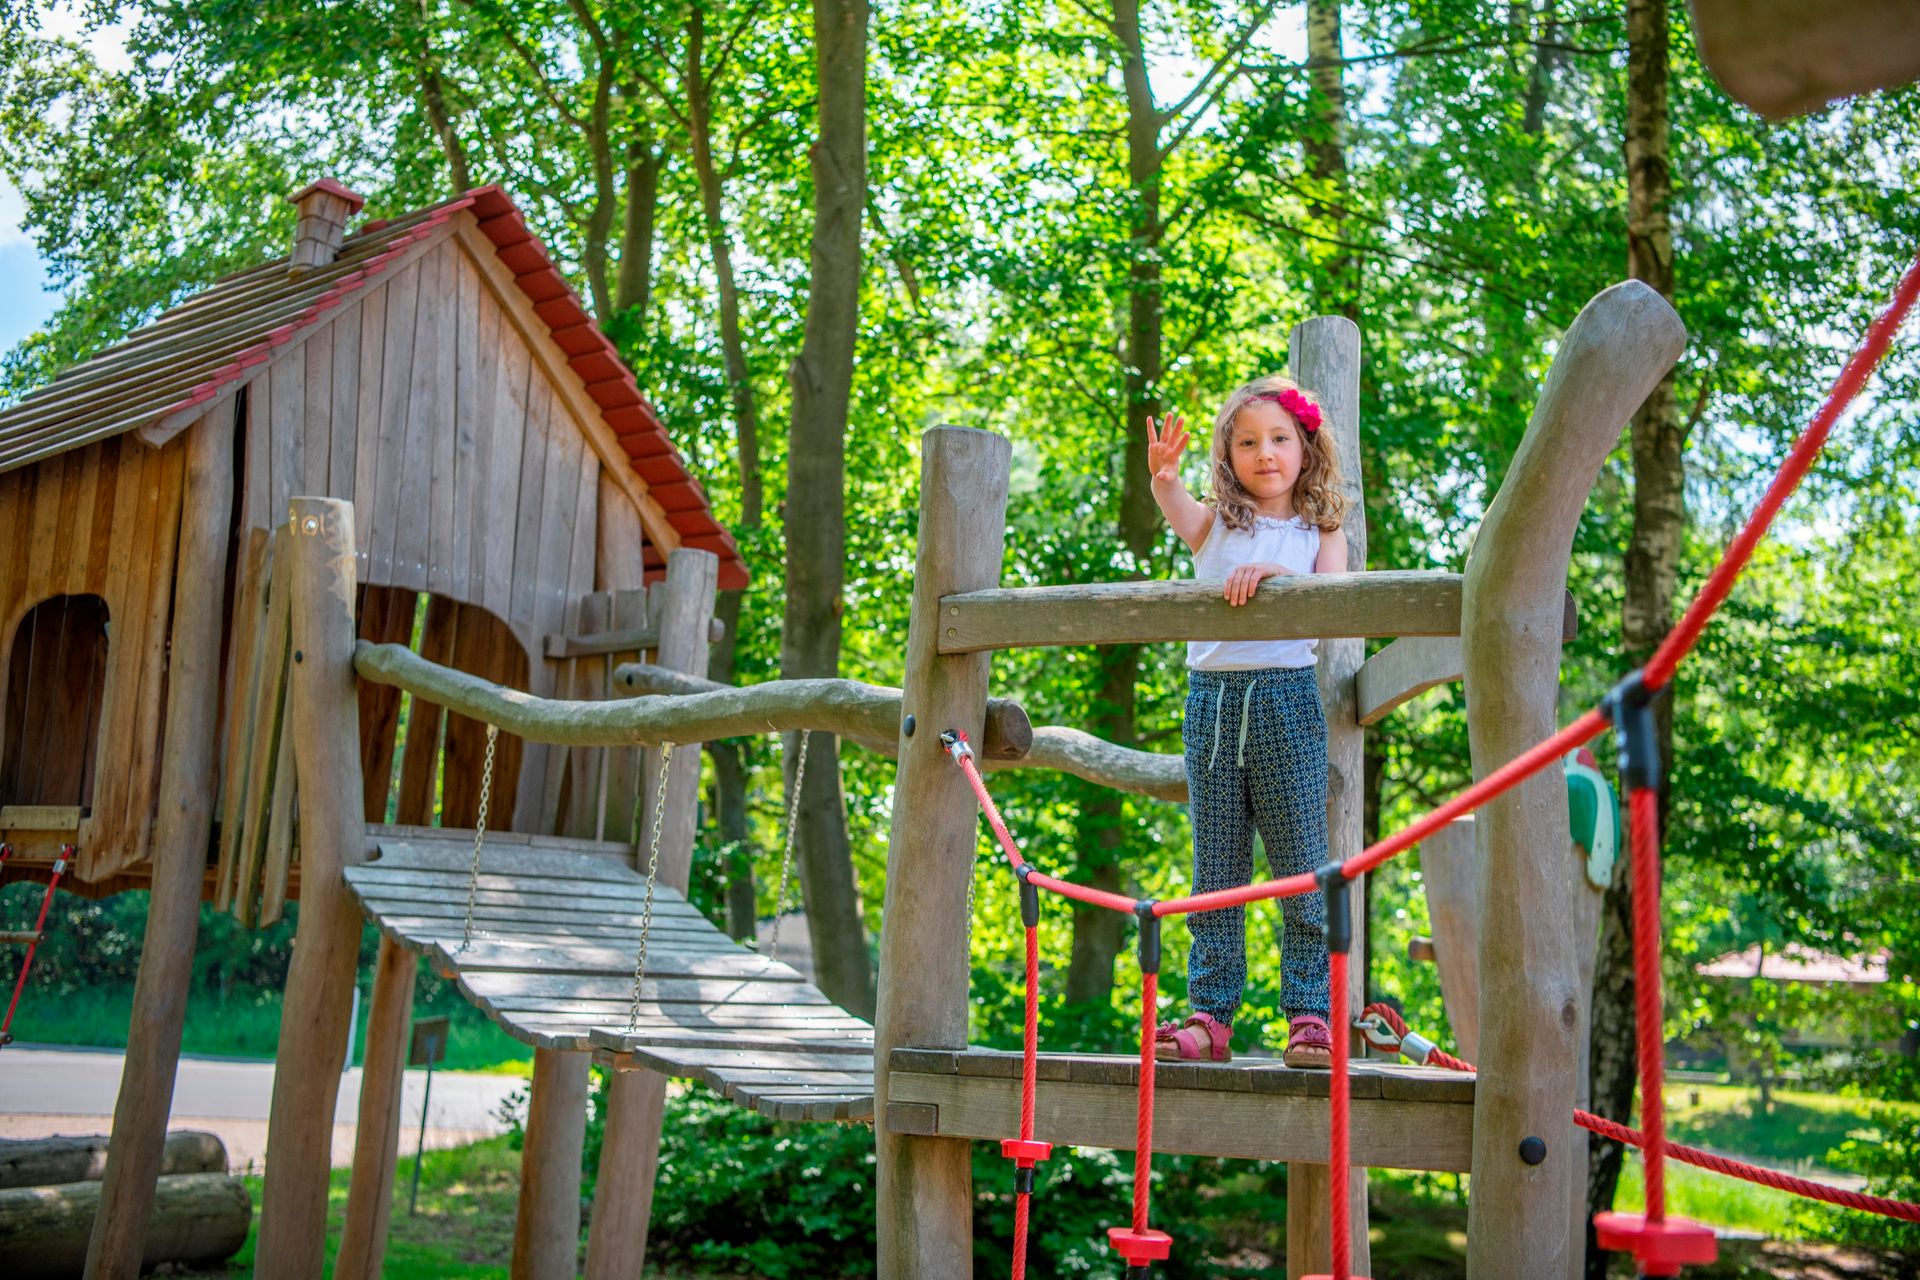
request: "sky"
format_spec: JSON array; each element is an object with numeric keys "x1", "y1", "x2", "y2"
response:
[{"x1": 0, "y1": 3, "x2": 133, "y2": 357}]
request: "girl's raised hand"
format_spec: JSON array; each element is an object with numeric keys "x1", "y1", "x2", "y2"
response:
[{"x1": 1147, "y1": 412, "x2": 1189, "y2": 483}]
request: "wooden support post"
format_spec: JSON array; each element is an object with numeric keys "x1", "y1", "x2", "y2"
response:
[
  {"x1": 335, "y1": 935, "x2": 418, "y2": 1280},
  {"x1": 1285, "y1": 315, "x2": 1372, "y2": 1278},
  {"x1": 254, "y1": 497, "x2": 370, "y2": 1280},
  {"x1": 1418, "y1": 816, "x2": 1481, "y2": 1059},
  {"x1": 873, "y1": 427, "x2": 1011, "y2": 1279},
  {"x1": 1462, "y1": 282, "x2": 1684, "y2": 1275},
  {"x1": 581, "y1": 548, "x2": 718, "y2": 1280},
  {"x1": 84, "y1": 411, "x2": 234, "y2": 1280},
  {"x1": 511, "y1": 1048, "x2": 590, "y2": 1280}
]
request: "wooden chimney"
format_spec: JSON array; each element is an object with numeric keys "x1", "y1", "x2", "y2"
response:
[{"x1": 287, "y1": 178, "x2": 367, "y2": 275}]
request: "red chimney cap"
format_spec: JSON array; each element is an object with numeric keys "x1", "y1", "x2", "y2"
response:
[{"x1": 288, "y1": 178, "x2": 367, "y2": 213}]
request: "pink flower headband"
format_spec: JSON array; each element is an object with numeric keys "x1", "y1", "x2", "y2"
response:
[{"x1": 1256, "y1": 388, "x2": 1322, "y2": 433}]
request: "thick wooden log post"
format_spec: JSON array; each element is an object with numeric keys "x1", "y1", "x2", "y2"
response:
[
  {"x1": 255, "y1": 498, "x2": 371, "y2": 1280},
  {"x1": 1285, "y1": 315, "x2": 1371, "y2": 1278},
  {"x1": 512, "y1": 1048, "x2": 590, "y2": 1280},
  {"x1": 1462, "y1": 282, "x2": 1684, "y2": 1274},
  {"x1": 335, "y1": 934, "x2": 417, "y2": 1280},
  {"x1": 874, "y1": 426, "x2": 1011, "y2": 1277},
  {"x1": 85, "y1": 411, "x2": 233, "y2": 1280},
  {"x1": 579, "y1": 547, "x2": 719, "y2": 1280}
]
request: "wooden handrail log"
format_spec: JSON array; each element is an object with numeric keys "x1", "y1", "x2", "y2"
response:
[
  {"x1": 355, "y1": 642, "x2": 899, "y2": 748},
  {"x1": 1354, "y1": 590, "x2": 1578, "y2": 726},
  {"x1": 936, "y1": 571, "x2": 1462, "y2": 653},
  {"x1": 616, "y1": 663, "x2": 1190, "y2": 803}
]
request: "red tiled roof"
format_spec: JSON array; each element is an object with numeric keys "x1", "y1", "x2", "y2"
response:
[
  {"x1": 0, "y1": 183, "x2": 747, "y2": 591},
  {"x1": 1696, "y1": 944, "x2": 1890, "y2": 985}
]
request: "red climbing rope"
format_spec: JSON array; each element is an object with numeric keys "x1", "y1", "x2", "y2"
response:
[
  {"x1": 1, "y1": 843, "x2": 71, "y2": 1050},
  {"x1": 1629, "y1": 785, "x2": 1669, "y2": 1221},
  {"x1": 1360, "y1": 1005, "x2": 1920, "y2": 1227},
  {"x1": 1134, "y1": 969, "x2": 1158, "y2": 1233},
  {"x1": 1328, "y1": 948, "x2": 1353, "y2": 1280}
]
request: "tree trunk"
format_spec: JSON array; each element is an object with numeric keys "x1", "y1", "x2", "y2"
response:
[
  {"x1": 781, "y1": 0, "x2": 874, "y2": 1020},
  {"x1": 1522, "y1": 0, "x2": 1561, "y2": 137},
  {"x1": 686, "y1": 13, "x2": 763, "y2": 528},
  {"x1": 1304, "y1": 0, "x2": 1358, "y2": 320},
  {"x1": 1588, "y1": 2, "x2": 1678, "y2": 1272},
  {"x1": 419, "y1": 63, "x2": 472, "y2": 192},
  {"x1": 709, "y1": 733, "x2": 758, "y2": 941},
  {"x1": 1060, "y1": 0, "x2": 1163, "y2": 1002},
  {"x1": 616, "y1": 118, "x2": 662, "y2": 319}
]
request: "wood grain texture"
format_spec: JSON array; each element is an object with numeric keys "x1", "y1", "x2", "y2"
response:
[
  {"x1": 1461, "y1": 280, "x2": 1685, "y2": 1276},
  {"x1": 84, "y1": 413, "x2": 231, "y2": 1280},
  {"x1": 256, "y1": 499, "x2": 370, "y2": 1280},
  {"x1": 1691, "y1": 0, "x2": 1920, "y2": 119},
  {"x1": 510, "y1": 1049, "x2": 588, "y2": 1280},
  {"x1": 335, "y1": 935, "x2": 416, "y2": 1280},
  {"x1": 874, "y1": 427, "x2": 1011, "y2": 1278},
  {"x1": 937, "y1": 571, "x2": 1460, "y2": 653}
]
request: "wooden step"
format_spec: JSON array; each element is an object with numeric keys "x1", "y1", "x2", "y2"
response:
[{"x1": 886, "y1": 1047, "x2": 1475, "y2": 1171}]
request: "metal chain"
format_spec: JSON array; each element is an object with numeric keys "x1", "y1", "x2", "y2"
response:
[
  {"x1": 765, "y1": 729, "x2": 811, "y2": 964},
  {"x1": 458, "y1": 724, "x2": 499, "y2": 952},
  {"x1": 626, "y1": 741, "x2": 675, "y2": 1031}
]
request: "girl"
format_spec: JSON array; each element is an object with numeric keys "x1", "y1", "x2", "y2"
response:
[{"x1": 1147, "y1": 375, "x2": 1348, "y2": 1068}]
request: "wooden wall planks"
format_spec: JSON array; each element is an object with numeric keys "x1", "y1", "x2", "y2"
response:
[{"x1": 0, "y1": 432, "x2": 186, "y2": 879}]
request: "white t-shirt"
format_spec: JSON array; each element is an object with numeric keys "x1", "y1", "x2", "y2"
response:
[{"x1": 1187, "y1": 511, "x2": 1322, "y2": 671}]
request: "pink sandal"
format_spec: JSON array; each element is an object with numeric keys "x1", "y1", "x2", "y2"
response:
[
  {"x1": 1284, "y1": 1014, "x2": 1334, "y2": 1069},
  {"x1": 1154, "y1": 1011, "x2": 1233, "y2": 1062}
]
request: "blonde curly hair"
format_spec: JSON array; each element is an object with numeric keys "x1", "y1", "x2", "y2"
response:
[{"x1": 1208, "y1": 374, "x2": 1348, "y2": 534}]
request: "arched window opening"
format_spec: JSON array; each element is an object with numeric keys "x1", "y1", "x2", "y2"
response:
[
  {"x1": 1, "y1": 594, "x2": 111, "y2": 815},
  {"x1": 355, "y1": 588, "x2": 529, "y2": 830}
]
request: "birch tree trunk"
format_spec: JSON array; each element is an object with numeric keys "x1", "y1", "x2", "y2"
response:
[
  {"x1": 781, "y1": 0, "x2": 874, "y2": 1019},
  {"x1": 1588, "y1": 2, "x2": 1679, "y2": 1271}
]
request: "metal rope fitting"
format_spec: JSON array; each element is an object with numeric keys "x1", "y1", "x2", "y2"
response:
[
  {"x1": 1316, "y1": 862, "x2": 1352, "y2": 955},
  {"x1": 939, "y1": 729, "x2": 974, "y2": 763}
]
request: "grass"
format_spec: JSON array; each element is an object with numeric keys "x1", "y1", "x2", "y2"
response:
[{"x1": 16, "y1": 979, "x2": 532, "y2": 1073}]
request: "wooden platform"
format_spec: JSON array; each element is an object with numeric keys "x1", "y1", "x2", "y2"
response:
[
  {"x1": 344, "y1": 827, "x2": 875, "y2": 1123},
  {"x1": 886, "y1": 1048, "x2": 1477, "y2": 1171}
]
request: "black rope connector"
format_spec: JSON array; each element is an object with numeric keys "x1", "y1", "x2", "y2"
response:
[
  {"x1": 1135, "y1": 901, "x2": 1162, "y2": 975},
  {"x1": 1013, "y1": 1165, "x2": 1036, "y2": 1196},
  {"x1": 1019, "y1": 875, "x2": 1040, "y2": 929},
  {"x1": 1602, "y1": 668, "x2": 1664, "y2": 792},
  {"x1": 1317, "y1": 862, "x2": 1352, "y2": 955}
]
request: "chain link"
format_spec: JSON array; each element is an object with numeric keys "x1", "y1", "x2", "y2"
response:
[
  {"x1": 458, "y1": 724, "x2": 499, "y2": 952},
  {"x1": 626, "y1": 741, "x2": 675, "y2": 1032},
  {"x1": 765, "y1": 729, "x2": 811, "y2": 964}
]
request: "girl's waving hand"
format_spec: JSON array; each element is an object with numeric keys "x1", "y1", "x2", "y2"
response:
[{"x1": 1147, "y1": 411, "x2": 1212, "y2": 552}]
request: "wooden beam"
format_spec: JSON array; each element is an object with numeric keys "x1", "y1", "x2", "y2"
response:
[
  {"x1": 0, "y1": 806, "x2": 82, "y2": 831},
  {"x1": 511, "y1": 1049, "x2": 589, "y2": 1280},
  {"x1": 1354, "y1": 591, "x2": 1578, "y2": 726},
  {"x1": 1461, "y1": 280, "x2": 1685, "y2": 1277},
  {"x1": 580, "y1": 548, "x2": 716, "y2": 1279},
  {"x1": 1690, "y1": 0, "x2": 1920, "y2": 120},
  {"x1": 335, "y1": 935, "x2": 417, "y2": 1280},
  {"x1": 1292, "y1": 315, "x2": 1371, "y2": 1277},
  {"x1": 883, "y1": 1070, "x2": 1472, "y2": 1171},
  {"x1": 544, "y1": 622, "x2": 660, "y2": 659},
  {"x1": 935, "y1": 571, "x2": 1460, "y2": 654},
  {"x1": 83, "y1": 411, "x2": 232, "y2": 1280},
  {"x1": 873, "y1": 427, "x2": 1011, "y2": 1278},
  {"x1": 254, "y1": 498, "x2": 372, "y2": 1280}
]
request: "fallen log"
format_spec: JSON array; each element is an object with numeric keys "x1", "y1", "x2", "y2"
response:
[
  {"x1": 0, "y1": 1130, "x2": 226, "y2": 1191},
  {"x1": 0, "y1": 1172, "x2": 250, "y2": 1278}
]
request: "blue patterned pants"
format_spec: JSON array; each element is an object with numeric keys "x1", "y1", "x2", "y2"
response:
[{"x1": 1182, "y1": 666, "x2": 1330, "y2": 1023}]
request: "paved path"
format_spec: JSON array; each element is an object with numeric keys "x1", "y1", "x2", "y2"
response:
[{"x1": 0, "y1": 1045, "x2": 522, "y2": 1172}]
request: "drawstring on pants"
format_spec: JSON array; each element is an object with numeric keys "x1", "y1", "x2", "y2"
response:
[{"x1": 1206, "y1": 677, "x2": 1262, "y2": 771}]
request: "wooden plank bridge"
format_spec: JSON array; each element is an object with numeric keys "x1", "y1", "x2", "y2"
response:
[{"x1": 345, "y1": 827, "x2": 876, "y2": 1122}]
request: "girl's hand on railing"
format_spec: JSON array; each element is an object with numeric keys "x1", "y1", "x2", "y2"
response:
[{"x1": 1223, "y1": 561, "x2": 1290, "y2": 606}]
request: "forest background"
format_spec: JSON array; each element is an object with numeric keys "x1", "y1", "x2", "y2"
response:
[{"x1": 1, "y1": 0, "x2": 1918, "y2": 1269}]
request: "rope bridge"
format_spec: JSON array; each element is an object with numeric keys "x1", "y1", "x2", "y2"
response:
[{"x1": 948, "y1": 249, "x2": 1920, "y2": 1280}]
